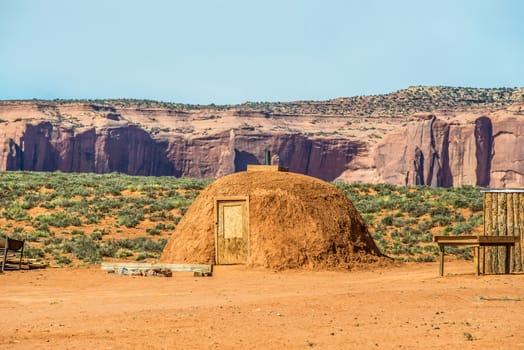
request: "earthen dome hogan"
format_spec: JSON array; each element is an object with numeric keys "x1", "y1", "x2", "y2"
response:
[{"x1": 160, "y1": 170, "x2": 383, "y2": 270}]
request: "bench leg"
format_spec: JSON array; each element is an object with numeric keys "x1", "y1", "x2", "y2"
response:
[
  {"x1": 505, "y1": 245, "x2": 511, "y2": 274},
  {"x1": 1, "y1": 247, "x2": 7, "y2": 273},
  {"x1": 482, "y1": 246, "x2": 486, "y2": 274},
  {"x1": 19, "y1": 244, "x2": 24, "y2": 270},
  {"x1": 474, "y1": 246, "x2": 479, "y2": 276},
  {"x1": 439, "y1": 246, "x2": 444, "y2": 277}
]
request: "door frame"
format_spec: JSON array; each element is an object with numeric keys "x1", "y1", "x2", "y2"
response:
[{"x1": 214, "y1": 196, "x2": 250, "y2": 264}]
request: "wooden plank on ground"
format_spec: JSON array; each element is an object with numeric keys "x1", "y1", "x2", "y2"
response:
[
  {"x1": 3, "y1": 263, "x2": 29, "y2": 270},
  {"x1": 100, "y1": 263, "x2": 213, "y2": 274}
]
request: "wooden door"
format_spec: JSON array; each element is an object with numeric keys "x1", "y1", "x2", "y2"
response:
[{"x1": 215, "y1": 197, "x2": 249, "y2": 264}]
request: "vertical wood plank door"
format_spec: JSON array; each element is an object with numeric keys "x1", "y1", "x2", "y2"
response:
[
  {"x1": 483, "y1": 190, "x2": 524, "y2": 273},
  {"x1": 215, "y1": 199, "x2": 249, "y2": 264}
]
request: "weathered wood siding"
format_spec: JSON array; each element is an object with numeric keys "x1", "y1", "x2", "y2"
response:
[{"x1": 483, "y1": 190, "x2": 524, "y2": 273}]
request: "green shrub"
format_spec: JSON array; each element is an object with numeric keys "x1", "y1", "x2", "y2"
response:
[
  {"x1": 9, "y1": 228, "x2": 25, "y2": 240},
  {"x1": 2, "y1": 204, "x2": 31, "y2": 221},
  {"x1": 35, "y1": 212, "x2": 82, "y2": 228},
  {"x1": 55, "y1": 255, "x2": 72, "y2": 265},
  {"x1": 92, "y1": 228, "x2": 109, "y2": 236},
  {"x1": 99, "y1": 242, "x2": 117, "y2": 258},
  {"x1": 117, "y1": 249, "x2": 133, "y2": 258},
  {"x1": 26, "y1": 230, "x2": 51, "y2": 242},
  {"x1": 430, "y1": 206, "x2": 451, "y2": 217},
  {"x1": 418, "y1": 219, "x2": 432, "y2": 232},
  {"x1": 415, "y1": 255, "x2": 435, "y2": 262},
  {"x1": 391, "y1": 217, "x2": 411, "y2": 227},
  {"x1": 401, "y1": 201, "x2": 428, "y2": 217},
  {"x1": 90, "y1": 231, "x2": 103, "y2": 241},
  {"x1": 452, "y1": 222, "x2": 473, "y2": 235},
  {"x1": 380, "y1": 215, "x2": 395, "y2": 226},
  {"x1": 136, "y1": 252, "x2": 155, "y2": 261},
  {"x1": 431, "y1": 214, "x2": 451, "y2": 227},
  {"x1": 146, "y1": 228, "x2": 161, "y2": 235},
  {"x1": 84, "y1": 213, "x2": 102, "y2": 224},
  {"x1": 469, "y1": 214, "x2": 483, "y2": 226},
  {"x1": 43, "y1": 237, "x2": 64, "y2": 246},
  {"x1": 116, "y1": 208, "x2": 144, "y2": 228},
  {"x1": 62, "y1": 235, "x2": 101, "y2": 263},
  {"x1": 24, "y1": 246, "x2": 45, "y2": 259}
]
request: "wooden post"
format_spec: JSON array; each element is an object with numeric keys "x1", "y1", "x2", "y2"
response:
[
  {"x1": 484, "y1": 192, "x2": 492, "y2": 273},
  {"x1": 484, "y1": 192, "x2": 492, "y2": 237},
  {"x1": 482, "y1": 246, "x2": 486, "y2": 274},
  {"x1": 474, "y1": 246, "x2": 480, "y2": 276},
  {"x1": 497, "y1": 192, "x2": 507, "y2": 273},
  {"x1": 505, "y1": 246, "x2": 511, "y2": 274},
  {"x1": 486, "y1": 192, "x2": 498, "y2": 272},
  {"x1": 439, "y1": 246, "x2": 444, "y2": 277},
  {"x1": 518, "y1": 194, "x2": 524, "y2": 271},
  {"x1": 507, "y1": 193, "x2": 514, "y2": 271}
]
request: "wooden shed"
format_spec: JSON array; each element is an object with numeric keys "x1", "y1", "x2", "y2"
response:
[{"x1": 482, "y1": 189, "x2": 524, "y2": 273}]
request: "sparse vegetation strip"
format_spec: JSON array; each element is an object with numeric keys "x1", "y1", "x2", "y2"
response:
[{"x1": 0, "y1": 171, "x2": 483, "y2": 266}]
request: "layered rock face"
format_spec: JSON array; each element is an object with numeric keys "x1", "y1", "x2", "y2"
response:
[
  {"x1": 1, "y1": 99, "x2": 524, "y2": 187},
  {"x1": 4, "y1": 123, "x2": 174, "y2": 176},
  {"x1": 374, "y1": 113, "x2": 524, "y2": 188},
  {"x1": 1, "y1": 122, "x2": 364, "y2": 182}
]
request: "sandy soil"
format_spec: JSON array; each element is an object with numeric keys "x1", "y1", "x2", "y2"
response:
[{"x1": 1, "y1": 261, "x2": 523, "y2": 350}]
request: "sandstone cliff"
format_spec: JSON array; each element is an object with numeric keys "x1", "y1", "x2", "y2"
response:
[
  {"x1": 1, "y1": 121, "x2": 365, "y2": 181},
  {"x1": 0, "y1": 99, "x2": 377, "y2": 182},
  {"x1": 372, "y1": 107, "x2": 524, "y2": 188},
  {"x1": 1, "y1": 86, "x2": 523, "y2": 186}
]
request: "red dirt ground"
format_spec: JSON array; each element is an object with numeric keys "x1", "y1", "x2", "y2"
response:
[{"x1": 1, "y1": 261, "x2": 524, "y2": 349}]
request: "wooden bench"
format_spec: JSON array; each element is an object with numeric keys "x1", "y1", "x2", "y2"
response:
[
  {"x1": 433, "y1": 235, "x2": 519, "y2": 276},
  {"x1": 0, "y1": 235, "x2": 25, "y2": 272}
]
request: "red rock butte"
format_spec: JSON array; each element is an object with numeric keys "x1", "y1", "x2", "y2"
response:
[{"x1": 1, "y1": 86, "x2": 524, "y2": 187}]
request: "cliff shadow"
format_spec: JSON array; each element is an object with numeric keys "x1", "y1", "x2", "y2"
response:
[
  {"x1": 474, "y1": 116, "x2": 493, "y2": 187},
  {"x1": 102, "y1": 125, "x2": 175, "y2": 176},
  {"x1": 234, "y1": 149, "x2": 260, "y2": 172},
  {"x1": 14, "y1": 122, "x2": 58, "y2": 171}
]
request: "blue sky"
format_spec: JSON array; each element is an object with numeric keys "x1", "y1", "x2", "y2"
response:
[{"x1": 1, "y1": 0, "x2": 523, "y2": 104}]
